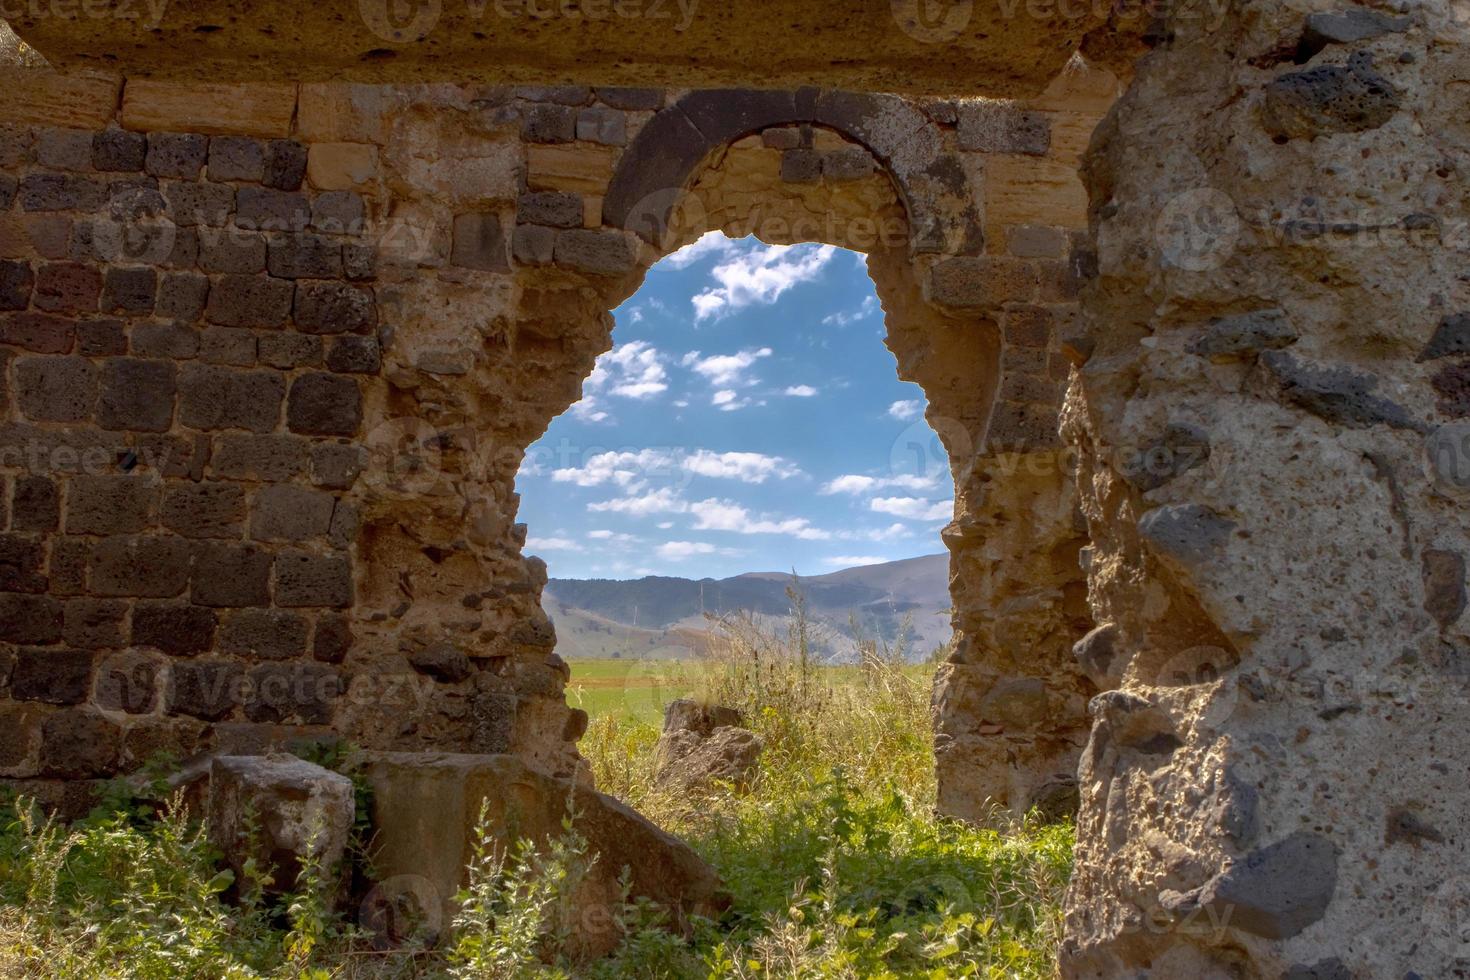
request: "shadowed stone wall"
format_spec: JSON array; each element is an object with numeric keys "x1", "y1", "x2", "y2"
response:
[{"x1": 0, "y1": 66, "x2": 1112, "y2": 822}]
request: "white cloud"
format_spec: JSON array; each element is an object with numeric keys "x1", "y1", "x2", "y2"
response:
[
  {"x1": 526, "y1": 536, "x2": 578, "y2": 550},
  {"x1": 692, "y1": 242, "x2": 837, "y2": 322},
  {"x1": 820, "y1": 473, "x2": 939, "y2": 495},
  {"x1": 821, "y1": 295, "x2": 879, "y2": 327},
  {"x1": 566, "y1": 341, "x2": 670, "y2": 423},
  {"x1": 870, "y1": 497, "x2": 953, "y2": 521},
  {"x1": 711, "y1": 389, "x2": 748, "y2": 412},
  {"x1": 657, "y1": 540, "x2": 718, "y2": 561},
  {"x1": 690, "y1": 498, "x2": 831, "y2": 540},
  {"x1": 587, "y1": 530, "x2": 639, "y2": 544},
  {"x1": 784, "y1": 385, "x2": 818, "y2": 397},
  {"x1": 552, "y1": 449, "x2": 678, "y2": 488},
  {"x1": 824, "y1": 555, "x2": 888, "y2": 567},
  {"x1": 888, "y1": 399, "x2": 923, "y2": 421},
  {"x1": 685, "y1": 347, "x2": 772, "y2": 387},
  {"x1": 683, "y1": 450, "x2": 798, "y2": 483},
  {"x1": 659, "y1": 231, "x2": 738, "y2": 271},
  {"x1": 588, "y1": 487, "x2": 689, "y2": 516},
  {"x1": 569, "y1": 400, "x2": 609, "y2": 423}
]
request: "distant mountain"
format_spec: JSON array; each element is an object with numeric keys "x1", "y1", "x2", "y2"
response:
[{"x1": 544, "y1": 554, "x2": 952, "y2": 663}]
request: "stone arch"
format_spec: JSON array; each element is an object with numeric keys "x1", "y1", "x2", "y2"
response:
[{"x1": 604, "y1": 89, "x2": 983, "y2": 256}]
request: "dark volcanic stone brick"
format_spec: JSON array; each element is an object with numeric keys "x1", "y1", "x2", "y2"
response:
[
  {"x1": 198, "y1": 232, "x2": 267, "y2": 274},
  {"x1": 521, "y1": 103, "x2": 577, "y2": 142},
  {"x1": 1432, "y1": 361, "x2": 1470, "y2": 418},
  {"x1": 326, "y1": 335, "x2": 381, "y2": 374},
  {"x1": 267, "y1": 233, "x2": 342, "y2": 279},
  {"x1": 36, "y1": 128, "x2": 93, "y2": 171},
  {"x1": 1261, "y1": 52, "x2": 1400, "y2": 141},
  {"x1": 312, "y1": 611, "x2": 352, "y2": 663},
  {"x1": 512, "y1": 225, "x2": 554, "y2": 266},
  {"x1": 12, "y1": 475, "x2": 59, "y2": 531},
  {"x1": 199, "y1": 326, "x2": 257, "y2": 366},
  {"x1": 780, "y1": 148, "x2": 822, "y2": 183},
  {"x1": 1260, "y1": 350, "x2": 1421, "y2": 431},
  {"x1": 208, "y1": 137, "x2": 265, "y2": 183},
  {"x1": 19, "y1": 173, "x2": 108, "y2": 212},
  {"x1": 1195, "y1": 832, "x2": 1339, "y2": 939},
  {"x1": 178, "y1": 364, "x2": 284, "y2": 433},
  {"x1": 553, "y1": 229, "x2": 636, "y2": 277},
  {"x1": 0, "y1": 535, "x2": 48, "y2": 593},
  {"x1": 236, "y1": 187, "x2": 310, "y2": 231},
  {"x1": 204, "y1": 274, "x2": 294, "y2": 328},
  {"x1": 263, "y1": 140, "x2": 308, "y2": 191},
  {"x1": 259, "y1": 333, "x2": 321, "y2": 369},
  {"x1": 287, "y1": 373, "x2": 362, "y2": 436},
  {"x1": 956, "y1": 102, "x2": 1052, "y2": 155},
  {"x1": 100, "y1": 267, "x2": 158, "y2": 314},
  {"x1": 76, "y1": 319, "x2": 127, "y2": 356},
  {"x1": 161, "y1": 482, "x2": 246, "y2": 538},
  {"x1": 1422, "y1": 549, "x2": 1466, "y2": 628},
  {"x1": 11, "y1": 648, "x2": 93, "y2": 705},
  {"x1": 293, "y1": 281, "x2": 376, "y2": 334},
  {"x1": 250, "y1": 484, "x2": 336, "y2": 542},
  {"x1": 97, "y1": 358, "x2": 177, "y2": 432},
  {"x1": 130, "y1": 322, "x2": 199, "y2": 359},
  {"x1": 33, "y1": 262, "x2": 102, "y2": 313},
  {"x1": 595, "y1": 87, "x2": 662, "y2": 110},
  {"x1": 145, "y1": 133, "x2": 208, "y2": 179},
  {"x1": 0, "y1": 312, "x2": 75, "y2": 353},
  {"x1": 49, "y1": 539, "x2": 90, "y2": 596},
  {"x1": 131, "y1": 602, "x2": 218, "y2": 655},
  {"x1": 88, "y1": 534, "x2": 192, "y2": 598},
  {"x1": 0, "y1": 173, "x2": 16, "y2": 210},
  {"x1": 0, "y1": 260, "x2": 33, "y2": 310},
  {"x1": 211, "y1": 433, "x2": 308, "y2": 482},
  {"x1": 40, "y1": 708, "x2": 120, "y2": 776},
  {"x1": 157, "y1": 272, "x2": 210, "y2": 321},
  {"x1": 191, "y1": 541, "x2": 272, "y2": 607},
  {"x1": 310, "y1": 191, "x2": 365, "y2": 233},
  {"x1": 167, "y1": 659, "x2": 244, "y2": 720},
  {"x1": 310, "y1": 443, "x2": 366, "y2": 490},
  {"x1": 66, "y1": 475, "x2": 157, "y2": 535},
  {"x1": 15, "y1": 355, "x2": 97, "y2": 422},
  {"x1": 576, "y1": 106, "x2": 626, "y2": 145},
  {"x1": 220, "y1": 608, "x2": 309, "y2": 660},
  {"x1": 1418, "y1": 313, "x2": 1470, "y2": 362},
  {"x1": 0, "y1": 594, "x2": 63, "y2": 643},
  {"x1": 92, "y1": 130, "x2": 147, "y2": 172},
  {"x1": 275, "y1": 551, "x2": 353, "y2": 608},
  {"x1": 161, "y1": 181, "x2": 235, "y2": 227},
  {"x1": 517, "y1": 192, "x2": 582, "y2": 228},
  {"x1": 62, "y1": 598, "x2": 127, "y2": 649}
]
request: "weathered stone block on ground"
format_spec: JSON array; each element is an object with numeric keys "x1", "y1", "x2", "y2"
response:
[
  {"x1": 360, "y1": 752, "x2": 730, "y2": 956},
  {"x1": 207, "y1": 755, "x2": 354, "y2": 903}
]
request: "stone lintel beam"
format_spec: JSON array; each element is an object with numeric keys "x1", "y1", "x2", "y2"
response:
[{"x1": 4, "y1": 2, "x2": 1105, "y2": 97}]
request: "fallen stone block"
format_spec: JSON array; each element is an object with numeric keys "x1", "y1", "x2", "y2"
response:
[
  {"x1": 207, "y1": 754, "x2": 355, "y2": 905},
  {"x1": 359, "y1": 752, "x2": 730, "y2": 957}
]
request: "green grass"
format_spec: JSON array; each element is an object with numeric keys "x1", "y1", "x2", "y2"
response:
[{"x1": 0, "y1": 614, "x2": 1073, "y2": 978}]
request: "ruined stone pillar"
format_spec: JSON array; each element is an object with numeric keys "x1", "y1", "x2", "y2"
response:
[{"x1": 1062, "y1": 3, "x2": 1470, "y2": 975}]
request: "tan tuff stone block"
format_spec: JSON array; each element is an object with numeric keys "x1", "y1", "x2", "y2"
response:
[
  {"x1": 0, "y1": 70, "x2": 120, "y2": 129},
  {"x1": 307, "y1": 142, "x2": 379, "y2": 191},
  {"x1": 298, "y1": 84, "x2": 390, "y2": 144},
  {"x1": 525, "y1": 143, "x2": 616, "y2": 194},
  {"x1": 582, "y1": 194, "x2": 604, "y2": 228},
  {"x1": 121, "y1": 81, "x2": 296, "y2": 137},
  {"x1": 983, "y1": 155, "x2": 1086, "y2": 247},
  {"x1": 1043, "y1": 110, "x2": 1107, "y2": 169}
]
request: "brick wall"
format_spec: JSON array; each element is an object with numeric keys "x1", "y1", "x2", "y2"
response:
[{"x1": 0, "y1": 65, "x2": 1116, "y2": 815}]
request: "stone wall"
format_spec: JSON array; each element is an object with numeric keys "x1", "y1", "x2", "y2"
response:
[
  {"x1": 0, "y1": 65, "x2": 1114, "y2": 818},
  {"x1": 1060, "y1": 4, "x2": 1470, "y2": 977}
]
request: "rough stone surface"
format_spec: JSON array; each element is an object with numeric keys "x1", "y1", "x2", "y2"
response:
[
  {"x1": 361, "y1": 752, "x2": 731, "y2": 956},
  {"x1": 207, "y1": 755, "x2": 354, "y2": 902}
]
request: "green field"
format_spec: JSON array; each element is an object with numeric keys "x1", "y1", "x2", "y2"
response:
[{"x1": 567, "y1": 656, "x2": 937, "y2": 725}]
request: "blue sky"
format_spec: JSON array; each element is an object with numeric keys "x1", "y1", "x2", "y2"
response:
[{"x1": 515, "y1": 234, "x2": 952, "y2": 581}]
